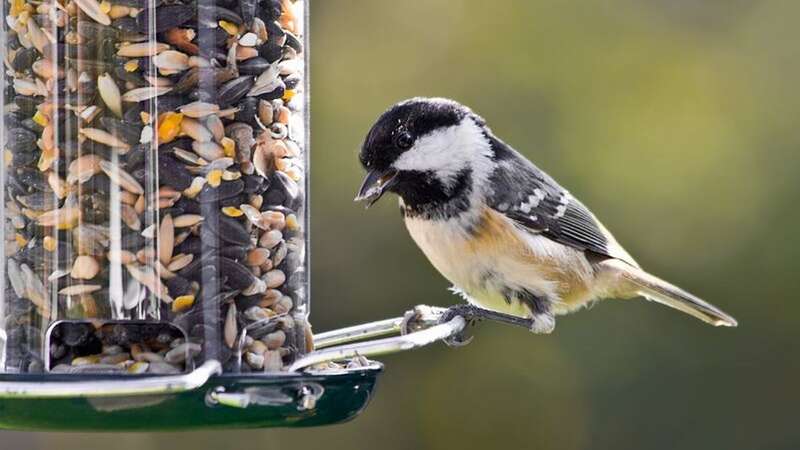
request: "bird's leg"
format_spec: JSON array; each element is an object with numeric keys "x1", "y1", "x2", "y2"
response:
[{"x1": 437, "y1": 304, "x2": 535, "y2": 347}]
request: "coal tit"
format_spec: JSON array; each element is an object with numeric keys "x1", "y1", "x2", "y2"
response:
[{"x1": 356, "y1": 97, "x2": 737, "y2": 334}]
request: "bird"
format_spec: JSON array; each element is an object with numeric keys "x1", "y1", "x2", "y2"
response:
[{"x1": 355, "y1": 97, "x2": 737, "y2": 339}]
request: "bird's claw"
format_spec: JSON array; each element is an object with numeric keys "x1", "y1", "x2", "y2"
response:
[{"x1": 437, "y1": 304, "x2": 481, "y2": 347}]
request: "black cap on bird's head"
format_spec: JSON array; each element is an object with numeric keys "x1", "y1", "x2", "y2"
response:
[{"x1": 355, "y1": 97, "x2": 489, "y2": 208}]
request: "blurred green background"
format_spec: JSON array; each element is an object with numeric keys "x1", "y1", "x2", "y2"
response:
[{"x1": 4, "y1": 0, "x2": 800, "y2": 448}]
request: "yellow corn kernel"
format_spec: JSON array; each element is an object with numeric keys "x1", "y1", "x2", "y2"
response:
[
  {"x1": 285, "y1": 213, "x2": 300, "y2": 231},
  {"x1": 207, "y1": 169, "x2": 222, "y2": 187},
  {"x1": 157, "y1": 112, "x2": 184, "y2": 143},
  {"x1": 221, "y1": 137, "x2": 236, "y2": 157},
  {"x1": 282, "y1": 89, "x2": 296, "y2": 103},
  {"x1": 140, "y1": 111, "x2": 152, "y2": 124},
  {"x1": 9, "y1": 0, "x2": 26, "y2": 17},
  {"x1": 43, "y1": 235, "x2": 57, "y2": 251},
  {"x1": 183, "y1": 177, "x2": 205, "y2": 198},
  {"x1": 15, "y1": 233, "x2": 28, "y2": 248},
  {"x1": 171, "y1": 295, "x2": 195, "y2": 312},
  {"x1": 99, "y1": 0, "x2": 111, "y2": 14},
  {"x1": 219, "y1": 20, "x2": 239, "y2": 36},
  {"x1": 222, "y1": 206, "x2": 243, "y2": 217},
  {"x1": 4, "y1": 150, "x2": 13, "y2": 167},
  {"x1": 124, "y1": 59, "x2": 140, "y2": 72},
  {"x1": 32, "y1": 110, "x2": 49, "y2": 127}
]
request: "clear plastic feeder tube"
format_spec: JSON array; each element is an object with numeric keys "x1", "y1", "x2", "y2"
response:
[{"x1": 1, "y1": 0, "x2": 309, "y2": 375}]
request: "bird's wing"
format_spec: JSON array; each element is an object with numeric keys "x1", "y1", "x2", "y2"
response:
[{"x1": 485, "y1": 137, "x2": 637, "y2": 266}]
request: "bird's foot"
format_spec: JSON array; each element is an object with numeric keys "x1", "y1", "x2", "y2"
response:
[
  {"x1": 437, "y1": 305, "x2": 541, "y2": 346},
  {"x1": 436, "y1": 304, "x2": 482, "y2": 347}
]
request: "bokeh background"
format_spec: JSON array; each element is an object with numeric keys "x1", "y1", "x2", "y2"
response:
[{"x1": 4, "y1": 0, "x2": 800, "y2": 448}]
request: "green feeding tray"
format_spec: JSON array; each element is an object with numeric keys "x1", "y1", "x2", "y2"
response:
[
  {"x1": 0, "y1": 366, "x2": 382, "y2": 431},
  {"x1": 0, "y1": 306, "x2": 465, "y2": 431}
]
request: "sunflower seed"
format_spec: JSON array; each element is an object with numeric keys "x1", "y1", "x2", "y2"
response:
[
  {"x1": 158, "y1": 154, "x2": 193, "y2": 190},
  {"x1": 218, "y1": 76, "x2": 255, "y2": 108},
  {"x1": 136, "y1": 4, "x2": 195, "y2": 33},
  {"x1": 203, "y1": 213, "x2": 251, "y2": 246}
]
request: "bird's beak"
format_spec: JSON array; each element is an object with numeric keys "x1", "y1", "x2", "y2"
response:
[{"x1": 354, "y1": 168, "x2": 398, "y2": 207}]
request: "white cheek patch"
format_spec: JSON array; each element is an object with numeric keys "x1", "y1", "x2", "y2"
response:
[{"x1": 392, "y1": 119, "x2": 493, "y2": 189}]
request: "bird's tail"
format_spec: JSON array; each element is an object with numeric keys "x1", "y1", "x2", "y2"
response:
[{"x1": 602, "y1": 259, "x2": 738, "y2": 327}]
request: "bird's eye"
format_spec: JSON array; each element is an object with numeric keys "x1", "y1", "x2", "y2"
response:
[{"x1": 395, "y1": 132, "x2": 413, "y2": 149}]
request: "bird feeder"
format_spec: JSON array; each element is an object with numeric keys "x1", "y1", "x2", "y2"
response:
[{"x1": 0, "y1": 0, "x2": 472, "y2": 430}]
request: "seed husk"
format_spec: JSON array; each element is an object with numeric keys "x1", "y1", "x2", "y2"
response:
[
  {"x1": 158, "y1": 214, "x2": 174, "y2": 265},
  {"x1": 192, "y1": 141, "x2": 224, "y2": 161},
  {"x1": 264, "y1": 270, "x2": 286, "y2": 289},
  {"x1": 120, "y1": 203, "x2": 142, "y2": 230},
  {"x1": 181, "y1": 118, "x2": 213, "y2": 142},
  {"x1": 199, "y1": 115, "x2": 223, "y2": 141},
  {"x1": 153, "y1": 50, "x2": 190, "y2": 72},
  {"x1": 224, "y1": 304, "x2": 237, "y2": 348},
  {"x1": 74, "y1": 0, "x2": 111, "y2": 26},
  {"x1": 167, "y1": 253, "x2": 193, "y2": 271},
  {"x1": 117, "y1": 42, "x2": 169, "y2": 57},
  {"x1": 97, "y1": 73, "x2": 123, "y2": 117},
  {"x1": 71, "y1": 255, "x2": 100, "y2": 279},
  {"x1": 122, "y1": 86, "x2": 172, "y2": 102},
  {"x1": 173, "y1": 214, "x2": 203, "y2": 227},
  {"x1": 179, "y1": 101, "x2": 220, "y2": 118},
  {"x1": 99, "y1": 160, "x2": 144, "y2": 194},
  {"x1": 80, "y1": 128, "x2": 131, "y2": 150},
  {"x1": 165, "y1": 27, "x2": 199, "y2": 54},
  {"x1": 37, "y1": 206, "x2": 81, "y2": 229},
  {"x1": 59, "y1": 284, "x2": 102, "y2": 296},
  {"x1": 126, "y1": 263, "x2": 171, "y2": 303}
]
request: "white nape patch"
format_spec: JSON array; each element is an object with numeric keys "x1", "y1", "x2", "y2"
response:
[{"x1": 391, "y1": 118, "x2": 493, "y2": 191}]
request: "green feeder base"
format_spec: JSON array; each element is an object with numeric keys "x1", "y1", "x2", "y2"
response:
[
  {"x1": 0, "y1": 305, "x2": 468, "y2": 432},
  {"x1": 0, "y1": 366, "x2": 382, "y2": 431}
]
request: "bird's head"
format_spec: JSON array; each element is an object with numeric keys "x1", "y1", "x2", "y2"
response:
[{"x1": 355, "y1": 97, "x2": 493, "y2": 209}]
